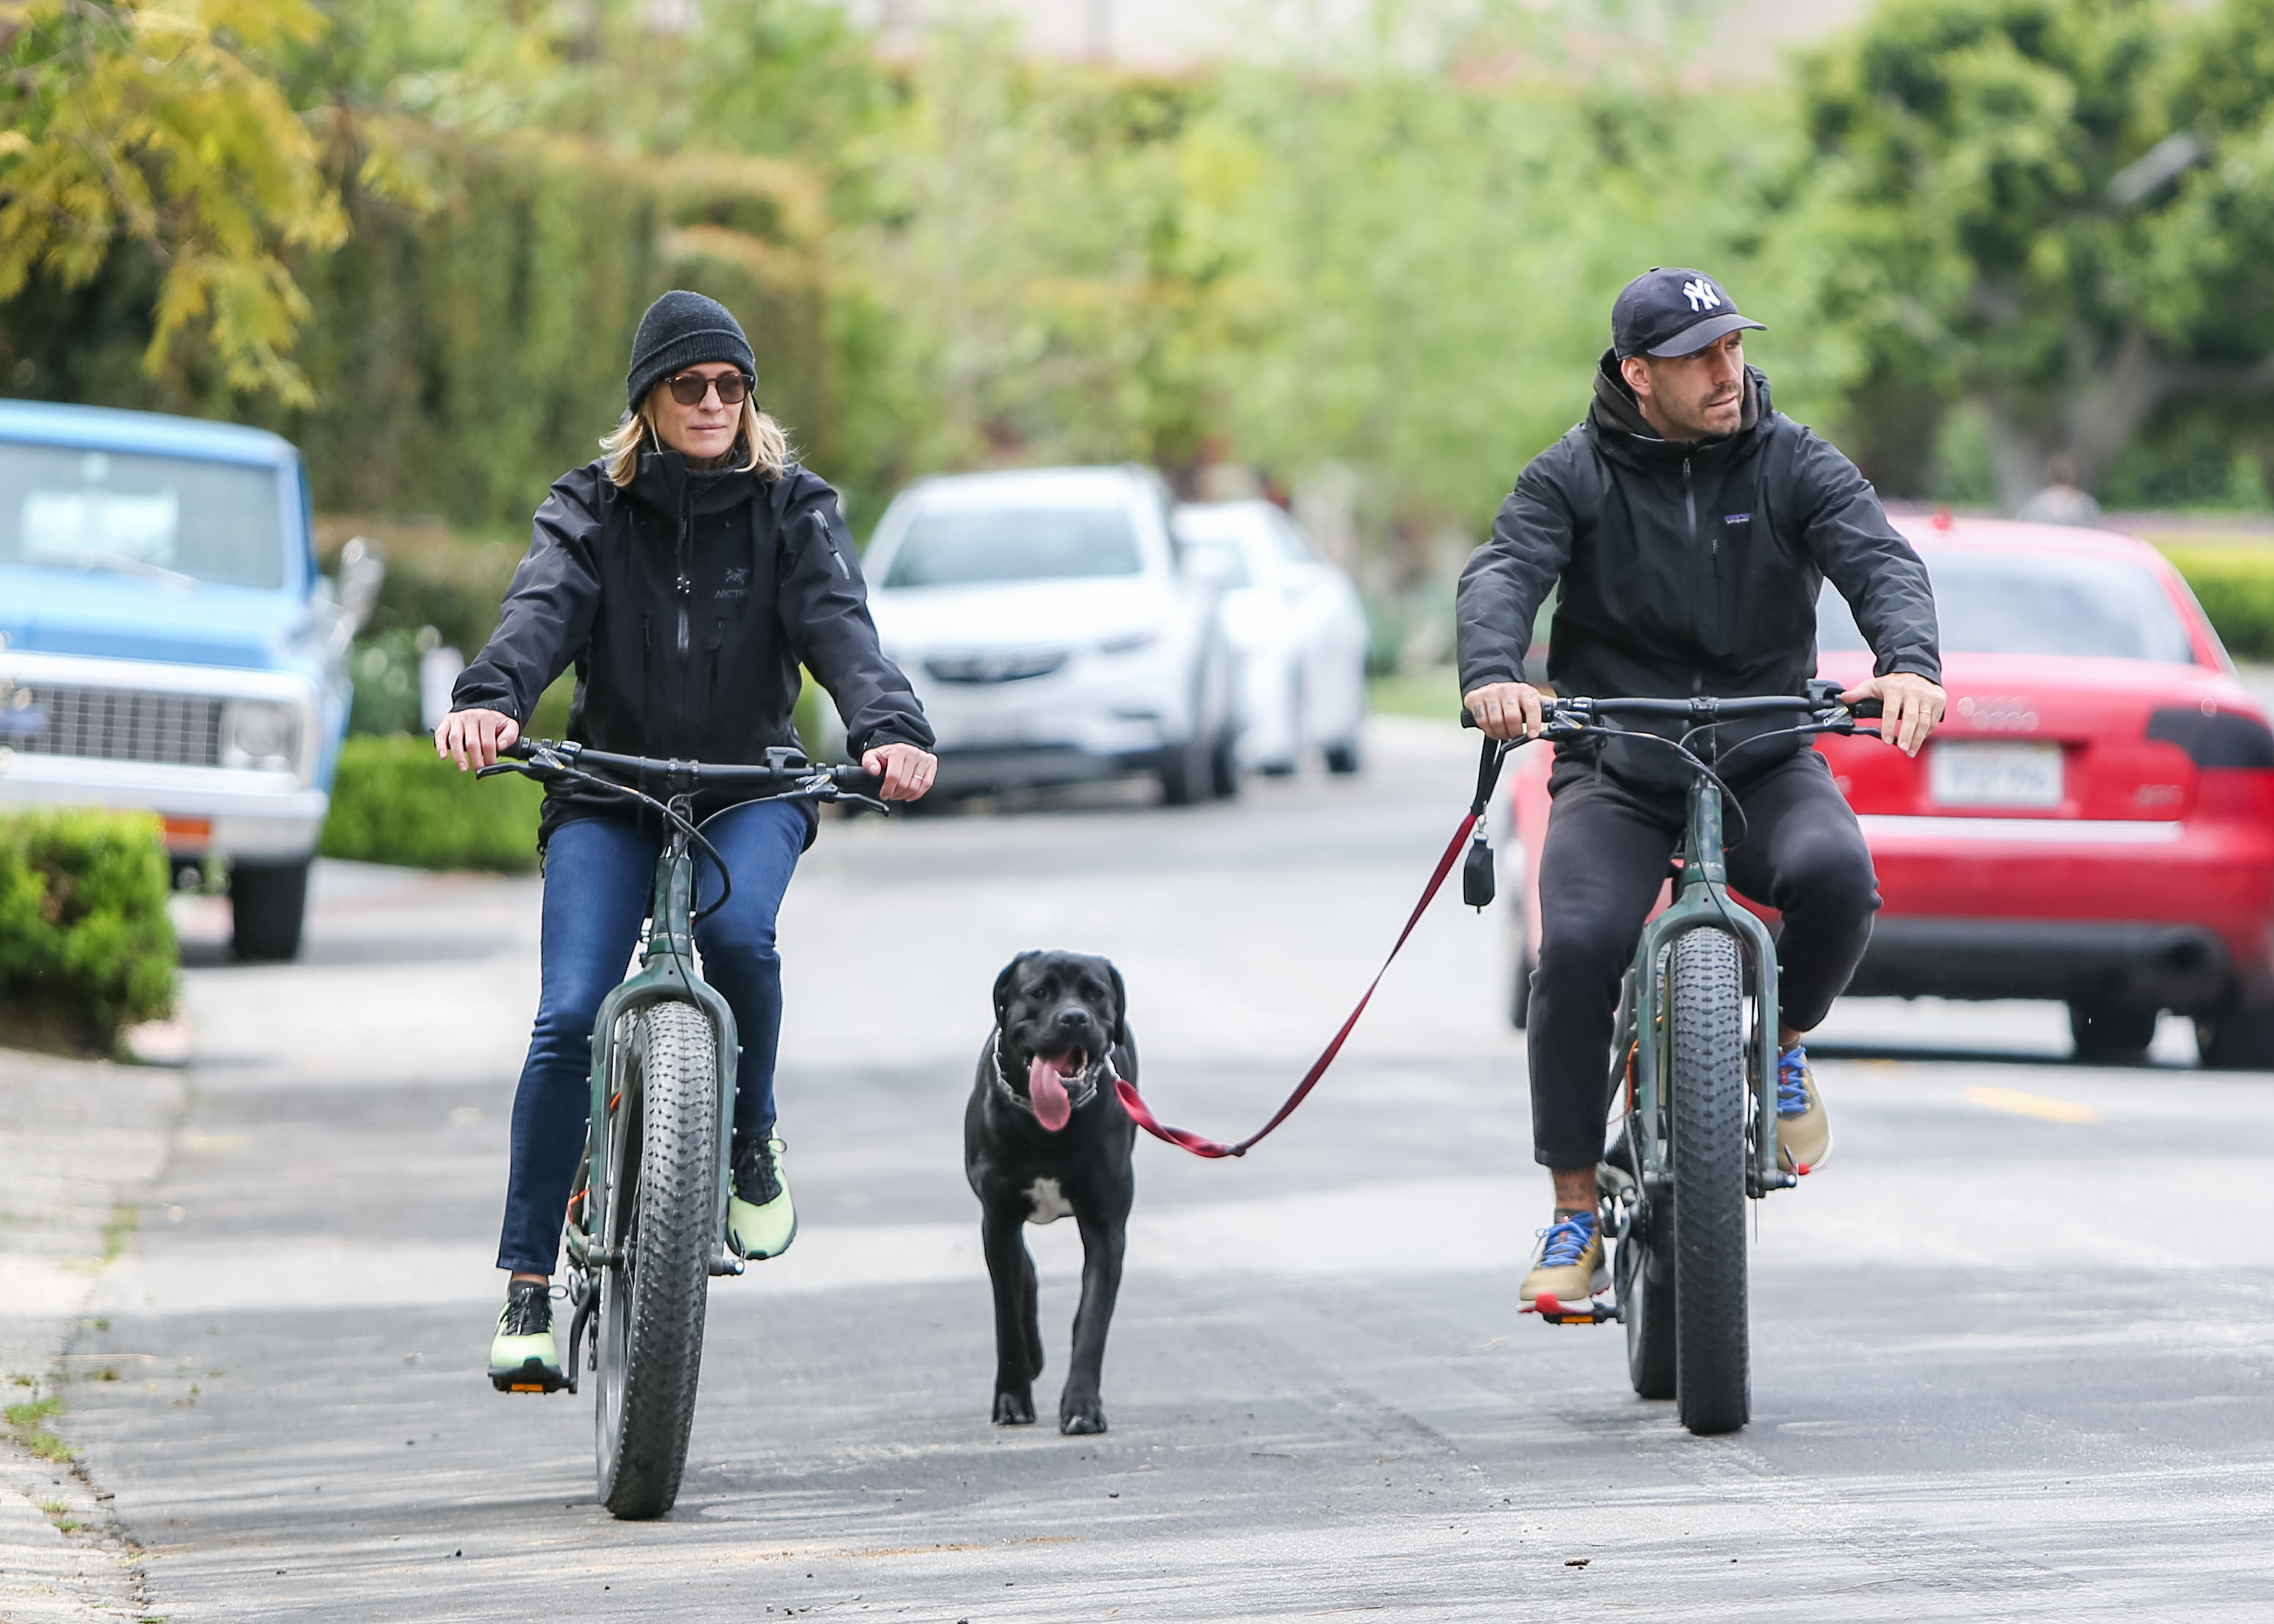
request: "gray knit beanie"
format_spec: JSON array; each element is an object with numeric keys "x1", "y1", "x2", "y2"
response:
[{"x1": 625, "y1": 290, "x2": 757, "y2": 412}]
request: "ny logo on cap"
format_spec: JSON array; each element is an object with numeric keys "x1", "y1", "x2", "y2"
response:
[{"x1": 1683, "y1": 278, "x2": 1722, "y2": 312}]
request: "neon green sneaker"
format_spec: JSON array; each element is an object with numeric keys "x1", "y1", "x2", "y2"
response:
[
  {"x1": 728, "y1": 1133, "x2": 797, "y2": 1260},
  {"x1": 487, "y1": 1281, "x2": 566, "y2": 1393}
]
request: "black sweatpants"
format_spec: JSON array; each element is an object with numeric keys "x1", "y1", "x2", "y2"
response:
[{"x1": 1527, "y1": 748, "x2": 1879, "y2": 1170}]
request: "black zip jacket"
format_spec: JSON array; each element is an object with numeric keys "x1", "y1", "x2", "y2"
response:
[
  {"x1": 1455, "y1": 355, "x2": 1940, "y2": 791},
  {"x1": 451, "y1": 450, "x2": 933, "y2": 844}
]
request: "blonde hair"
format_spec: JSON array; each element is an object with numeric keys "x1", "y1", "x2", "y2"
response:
[{"x1": 601, "y1": 388, "x2": 791, "y2": 486}]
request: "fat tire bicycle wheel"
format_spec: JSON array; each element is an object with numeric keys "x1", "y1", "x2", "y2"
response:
[
  {"x1": 1617, "y1": 1215, "x2": 1676, "y2": 1400},
  {"x1": 596, "y1": 999, "x2": 718, "y2": 1519},
  {"x1": 1666, "y1": 929, "x2": 1750, "y2": 1435}
]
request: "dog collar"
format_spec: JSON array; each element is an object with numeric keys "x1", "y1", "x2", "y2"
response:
[{"x1": 990, "y1": 1028, "x2": 1112, "y2": 1117}]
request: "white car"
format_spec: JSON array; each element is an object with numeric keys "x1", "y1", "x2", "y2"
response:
[
  {"x1": 1172, "y1": 500, "x2": 1370, "y2": 775},
  {"x1": 855, "y1": 466, "x2": 1237, "y2": 803}
]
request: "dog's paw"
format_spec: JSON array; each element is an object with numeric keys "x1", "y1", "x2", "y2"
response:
[
  {"x1": 1059, "y1": 1397, "x2": 1108, "y2": 1435},
  {"x1": 992, "y1": 1389, "x2": 1037, "y2": 1426}
]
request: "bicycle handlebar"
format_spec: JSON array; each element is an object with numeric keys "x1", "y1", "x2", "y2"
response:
[
  {"x1": 498, "y1": 738, "x2": 877, "y2": 789},
  {"x1": 1458, "y1": 690, "x2": 1883, "y2": 730}
]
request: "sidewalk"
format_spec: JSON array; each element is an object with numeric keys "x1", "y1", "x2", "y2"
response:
[{"x1": 1, "y1": 1048, "x2": 184, "y2": 1623}]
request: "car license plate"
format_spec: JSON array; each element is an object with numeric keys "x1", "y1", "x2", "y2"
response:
[{"x1": 1929, "y1": 740, "x2": 2062, "y2": 808}]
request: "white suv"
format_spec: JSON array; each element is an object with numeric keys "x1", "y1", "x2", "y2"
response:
[{"x1": 855, "y1": 466, "x2": 1237, "y2": 803}]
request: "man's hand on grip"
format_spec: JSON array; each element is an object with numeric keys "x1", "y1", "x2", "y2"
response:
[{"x1": 1463, "y1": 681, "x2": 1547, "y2": 742}]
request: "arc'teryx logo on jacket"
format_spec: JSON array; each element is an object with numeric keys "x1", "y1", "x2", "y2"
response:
[{"x1": 1455, "y1": 356, "x2": 1939, "y2": 791}]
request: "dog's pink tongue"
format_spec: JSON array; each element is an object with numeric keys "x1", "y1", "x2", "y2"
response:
[{"x1": 1027, "y1": 1056, "x2": 1073, "y2": 1132}]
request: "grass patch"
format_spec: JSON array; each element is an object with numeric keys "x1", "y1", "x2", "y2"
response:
[
  {"x1": 6, "y1": 1395, "x2": 59, "y2": 1427},
  {"x1": 1368, "y1": 669, "x2": 1463, "y2": 721},
  {"x1": 25, "y1": 1430, "x2": 73, "y2": 1463},
  {"x1": 100, "y1": 1203, "x2": 137, "y2": 1267}
]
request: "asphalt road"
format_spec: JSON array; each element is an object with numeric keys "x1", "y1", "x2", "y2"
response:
[{"x1": 55, "y1": 719, "x2": 2274, "y2": 1621}]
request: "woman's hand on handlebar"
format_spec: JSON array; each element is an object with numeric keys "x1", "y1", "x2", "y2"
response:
[
  {"x1": 1838, "y1": 672, "x2": 1946, "y2": 757},
  {"x1": 1463, "y1": 681, "x2": 1547, "y2": 741},
  {"x1": 436, "y1": 707, "x2": 521, "y2": 772},
  {"x1": 863, "y1": 741, "x2": 938, "y2": 802}
]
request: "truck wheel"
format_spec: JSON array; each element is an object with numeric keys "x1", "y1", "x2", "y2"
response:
[
  {"x1": 2069, "y1": 1000, "x2": 2157, "y2": 1064},
  {"x1": 230, "y1": 860, "x2": 311, "y2": 962},
  {"x1": 1209, "y1": 728, "x2": 1240, "y2": 800},
  {"x1": 1156, "y1": 731, "x2": 1209, "y2": 807},
  {"x1": 2198, "y1": 998, "x2": 2274, "y2": 1071}
]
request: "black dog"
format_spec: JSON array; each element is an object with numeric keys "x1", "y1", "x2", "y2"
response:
[{"x1": 964, "y1": 951, "x2": 1138, "y2": 1435}]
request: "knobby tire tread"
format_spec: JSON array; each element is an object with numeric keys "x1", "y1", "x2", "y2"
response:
[
  {"x1": 598, "y1": 1001, "x2": 718, "y2": 1519},
  {"x1": 1667, "y1": 929, "x2": 1750, "y2": 1435}
]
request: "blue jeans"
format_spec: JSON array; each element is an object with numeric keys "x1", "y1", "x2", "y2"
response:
[{"x1": 496, "y1": 800, "x2": 805, "y2": 1274}]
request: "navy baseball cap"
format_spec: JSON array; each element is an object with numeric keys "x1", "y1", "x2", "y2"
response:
[{"x1": 1612, "y1": 267, "x2": 1766, "y2": 359}]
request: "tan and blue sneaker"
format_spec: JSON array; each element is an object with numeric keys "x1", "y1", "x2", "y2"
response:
[
  {"x1": 1520, "y1": 1209, "x2": 1607, "y2": 1315},
  {"x1": 488, "y1": 1280, "x2": 566, "y2": 1393},
  {"x1": 1777, "y1": 1045, "x2": 1832, "y2": 1175},
  {"x1": 728, "y1": 1133, "x2": 797, "y2": 1260}
]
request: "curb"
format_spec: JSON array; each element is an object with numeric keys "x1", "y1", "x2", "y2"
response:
[{"x1": 1, "y1": 1047, "x2": 187, "y2": 1623}]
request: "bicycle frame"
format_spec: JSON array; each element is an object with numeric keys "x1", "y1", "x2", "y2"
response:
[
  {"x1": 568, "y1": 800, "x2": 745, "y2": 1284},
  {"x1": 1613, "y1": 769, "x2": 1796, "y2": 1205}
]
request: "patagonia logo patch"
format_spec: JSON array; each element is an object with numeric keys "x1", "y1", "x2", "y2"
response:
[{"x1": 1723, "y1": 512, "x2": 1752, "y2": 525}]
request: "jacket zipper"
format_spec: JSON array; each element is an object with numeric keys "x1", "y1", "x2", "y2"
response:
[
  {"x1": 674, "y1": 482, "x2": 698, "y2": 660},
  {"x1": 1686, "y1": 456, "x2": 1706, "y2": 697}
]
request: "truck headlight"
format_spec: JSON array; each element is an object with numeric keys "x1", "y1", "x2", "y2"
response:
[{"x1": 220, "y1": 699, "x2": 301, "y2": 772}]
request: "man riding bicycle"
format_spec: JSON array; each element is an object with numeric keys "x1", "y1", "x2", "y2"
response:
[
  {"x1": 1456, "y1": 268, "x2": 1946, "y2": 1314},
  {"x1": 436, "y1": 291, "x2": 938, "y2": 1389}
]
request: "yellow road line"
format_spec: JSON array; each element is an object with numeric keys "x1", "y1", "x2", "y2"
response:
[{"x1": 1963, "y1": 1085, "x2": 2104, "y2": 1124}]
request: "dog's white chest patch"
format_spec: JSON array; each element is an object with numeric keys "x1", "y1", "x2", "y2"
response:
[{"x1": 1024, "y1": 1177, "x2": 1073, "y2": 1226}]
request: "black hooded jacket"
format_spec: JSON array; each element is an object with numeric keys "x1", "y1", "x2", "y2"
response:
[
  {"x1": 451, "y1": 450, "x2": 933, "y2": 844},
  {"x1": 1455, "y1": 354, "x2": 1940, "y2": 791}
]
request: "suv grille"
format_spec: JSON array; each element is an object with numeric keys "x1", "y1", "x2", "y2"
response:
[
  {"x1": 5, "y1": 684, "x2": 225, "y2": 767},
  {"x1": 924, "y1": 649, "x2": 1070, "y2": 684}
]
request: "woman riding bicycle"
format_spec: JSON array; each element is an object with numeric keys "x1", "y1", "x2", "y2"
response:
[{"x1": 435, "y1": 290, "x2": 937, "y2": 1389}]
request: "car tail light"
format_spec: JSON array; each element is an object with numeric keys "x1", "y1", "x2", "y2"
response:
[{"x1": 2146, "y1": 706, "x2": 2274, "y2": 768}]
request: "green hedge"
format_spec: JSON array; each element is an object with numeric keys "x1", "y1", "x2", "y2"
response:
[
  {"x1": 321, "y1": 735, "x2": 545, "y2": 873},
  {"x1": 0, "y1": 810, "x2": 176, "y2": 1053},
  {"x1": 2159, "y1": 546, "x2": 2274, "y2": 662}
]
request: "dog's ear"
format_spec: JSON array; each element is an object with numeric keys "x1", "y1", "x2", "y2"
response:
[
  {"x1": 1106, "y1": 961, "x2": 1128, "y2": 1047},
  {"x1": 992, "y1": 953, "x2": 1035, "y2": 1027}
]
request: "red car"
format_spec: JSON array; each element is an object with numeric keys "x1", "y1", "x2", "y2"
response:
[{"x1": 1502, "y1": 515, "x2": 2274, "y2": 1068}]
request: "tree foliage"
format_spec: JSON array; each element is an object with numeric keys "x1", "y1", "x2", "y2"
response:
[
  {"x1": 1791, "y1": 0, "x2": 2274, "y2": 506},
  {"x1": 0, "y1": 0, "x2": 348, "y2": 401}
]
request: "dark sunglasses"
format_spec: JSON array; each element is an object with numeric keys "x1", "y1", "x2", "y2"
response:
[{"x1": 665, "y1": 371, "x2": 755, "y2": 406}]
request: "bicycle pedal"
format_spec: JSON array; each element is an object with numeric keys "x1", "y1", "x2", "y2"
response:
[
  {"x1": 490, "y1": 1369, "x2": 570, "y2": 1395},
  {"x1": 1522, "y1": 1291, "x2": 1619, "y2": 1326}
]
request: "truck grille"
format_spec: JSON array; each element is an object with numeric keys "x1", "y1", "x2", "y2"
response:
[{"x1": 4, "y1": 685, "x2": 225, "y2": 767}]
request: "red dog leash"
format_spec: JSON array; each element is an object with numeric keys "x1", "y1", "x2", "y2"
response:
[{"x1": 1115, "y1": 764, "x2": 1502, "y2": 1157}]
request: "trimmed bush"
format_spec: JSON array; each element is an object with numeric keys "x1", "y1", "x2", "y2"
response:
[
  {"x1": 0, "y1": 810, "x2": 176, "y2": 1053},
  {"x1": 2157, "y1": 546, "x2": 2274, "y2": 662},
  {"x1": 321, "y1": 735, "x2": 544, "y2": 873}
]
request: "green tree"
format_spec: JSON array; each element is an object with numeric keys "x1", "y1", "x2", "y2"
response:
[
  {"x1": 0, "y1": 0, "x2": 347, "y2": 402},
  {"x1": 1791, "y1": 0, "x2": 2274, "y2": 508}
]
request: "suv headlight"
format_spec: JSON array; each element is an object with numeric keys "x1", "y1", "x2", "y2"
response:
[{"x1": 220, "y1": 698, "x2": 302, "y2": 773}]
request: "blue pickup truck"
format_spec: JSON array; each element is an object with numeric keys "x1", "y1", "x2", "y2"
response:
[{"x1": 0, "y1": 400, "x2": 380, "y2": 959}]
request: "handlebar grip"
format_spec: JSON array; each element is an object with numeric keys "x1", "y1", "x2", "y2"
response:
[
  {"x1": 1847, "y1": 698, "x2": 1884, "y2": 720},
  {"x1": 1460, "y1": 709, "x2": 1477, "y2": 729}
]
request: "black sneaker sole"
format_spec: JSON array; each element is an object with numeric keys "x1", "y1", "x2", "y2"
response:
[{"x1": 488, "y1": 1358, "x2": 568, "y2": 1395}]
